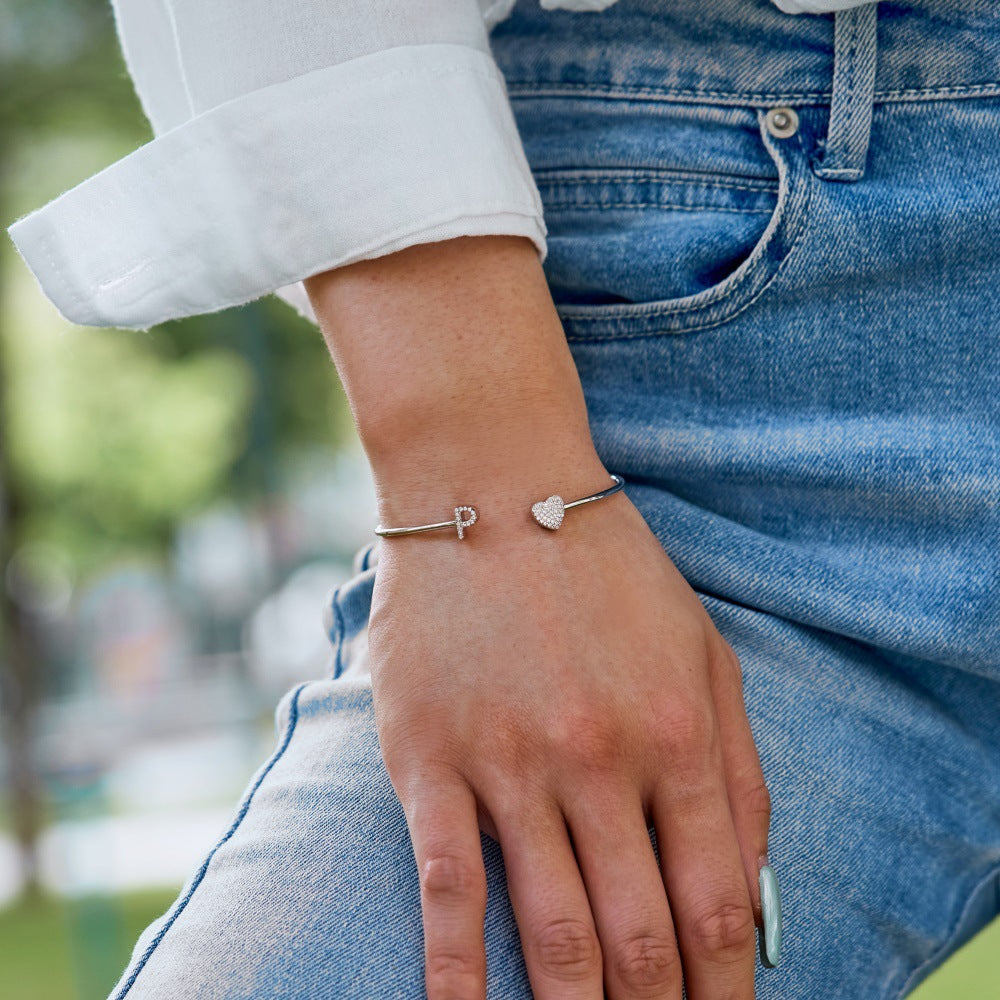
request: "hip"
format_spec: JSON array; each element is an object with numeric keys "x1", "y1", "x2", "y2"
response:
[{"x1": 489, "y1": 0, "x2": 1000, "y2": 670}]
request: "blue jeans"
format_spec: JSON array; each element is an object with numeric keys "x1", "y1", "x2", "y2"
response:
[{"x1": 110, "y1": 1, "x2": 1000, "y2": 996}]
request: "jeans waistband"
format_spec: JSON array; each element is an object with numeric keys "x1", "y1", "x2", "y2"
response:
[
  {"x1": 493, "y1": 0, "x2": 1000, "y2": 106},
  {"x1": 493, "y1": 0, "x2": 1000, "y2": 184}
]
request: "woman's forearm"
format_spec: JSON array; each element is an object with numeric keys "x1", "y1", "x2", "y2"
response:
[{"x1": 303, "y1": 235, "x2": 608, "y2": 536}]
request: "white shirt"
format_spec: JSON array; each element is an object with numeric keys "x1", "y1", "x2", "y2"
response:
[{"x1": 6, "y1": 0, "x2": 874, "y2": 331}]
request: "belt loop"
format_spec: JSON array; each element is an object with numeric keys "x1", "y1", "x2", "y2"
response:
[{"x1": 815, "y1": 3, "x2": 878, "y2": 182}]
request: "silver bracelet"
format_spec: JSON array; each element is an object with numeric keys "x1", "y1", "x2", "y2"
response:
[{"x1": 374, "y1": 472, "x2": 625, "y2": 540}]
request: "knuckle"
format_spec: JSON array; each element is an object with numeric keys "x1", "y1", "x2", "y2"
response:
[
  {"x1": 612, "y1": 931, "x2": 681, "y2": 991},
  {"x1": 714, "y1": 642, "x2": 744, "y2": 681},
  {"x1": 490, "y1": 739, "x2": 550, "y2": 786},
  {"x1": 653, "y1": 702, "x2": 717, "y2": 764},
  {"x1": 483, "y1": 708, "x2": 536, "y2": 768},
  {"x1": 689, "y1": 897, "x2": 757, "y2": 958},
  {"x1": 533, "y1": 917, "x2": 602, "y2": 979},
  {"x1": 549, "y1": 712, "x2": 623, "y2": 774},
  {"x1": 378, "y1": 712, "x2": 458, "y2": 780},
  {"x1": 743, "y1": 778, "x2": 772, "y2": 825},
  {"x1": 419, "y1": 852, "x2": 486, "y2": 906},
  {"x1": 425, "y1": 947, "x2": 481, "y2": 982}
]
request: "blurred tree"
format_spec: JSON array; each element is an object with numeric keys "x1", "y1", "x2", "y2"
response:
[
  {"x1": 1, "y1": 0, "x2": 352, "y2": 894},
  {"x1": 1, "y1": 0, "x2": 136, "y2": 900}
]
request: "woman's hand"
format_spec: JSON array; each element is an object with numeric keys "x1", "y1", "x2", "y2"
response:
[
  {"x1": 368, "y1": 484, "x2": 771, "y2": 1000},
  {"x1": 304, "y1": 233, "x2": 770, "y2": 998}
]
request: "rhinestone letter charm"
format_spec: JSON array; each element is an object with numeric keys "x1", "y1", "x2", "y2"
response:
[
  {"x1": 531, "y1": 495, "x2": 565, "y2": 530},
  {"x1": 454, "y1": 506, "x2": 477, "y2": 539}
]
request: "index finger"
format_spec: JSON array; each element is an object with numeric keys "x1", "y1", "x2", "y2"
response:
[{"x1": 402, "y1": 777, "x2": 489, "y2": 1000}]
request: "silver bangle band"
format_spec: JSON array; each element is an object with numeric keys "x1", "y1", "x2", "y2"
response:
[{"x1": 374, "y1": 473, "x2": 626, "y2": 540}]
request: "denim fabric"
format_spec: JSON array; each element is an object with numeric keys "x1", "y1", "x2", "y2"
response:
[{"x1": 109, "y1": 1, "x2": 1000, "y2": 997}]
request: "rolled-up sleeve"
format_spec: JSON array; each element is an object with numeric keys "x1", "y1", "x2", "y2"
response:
[{"x1": 6, "y1": 0, "x2": 547, "y2": 330}]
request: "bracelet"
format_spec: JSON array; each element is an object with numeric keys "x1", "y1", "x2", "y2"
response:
[{"x1": 374, "y1": 473, "x2": 625, "y2": 540}]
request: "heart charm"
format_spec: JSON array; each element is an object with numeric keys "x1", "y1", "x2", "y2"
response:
[{"x1": 531, "y1": 495, "x2": 565, "y2": 530}]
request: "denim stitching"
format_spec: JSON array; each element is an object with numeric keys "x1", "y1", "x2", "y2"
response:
[
  {"x1": 506, "y1": 81, "x2": 1000, "y2": 107},
  {"x1": 892, "y1": 859, "x2": 1000, "y2": 999},
  {"x1": 535, "y1": 173, "x2": 778, "y2": 194},
  {"x1": 558, "y1": 112, "x2": 810, "y2": 329},
  {"x1": 873, "y1": 84, "x2": 1000, "y2": 103},
  {"x1": 845, "y1": 17, "x2": 860, "y2": 165},
  {"x1": 817, "y1": 6, "x2": 877, "y2": 181},
  {"x1": 112, "y1": 682, "x2": 310, "y2": 999},
  {"x1": 824, "y1": 12, "x2": 859, "y2": 177},
  {"x1": 545, "y1": 202, "x2": 770, "y2": 214}
]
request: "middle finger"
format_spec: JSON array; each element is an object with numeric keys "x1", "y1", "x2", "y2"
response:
[
  {"x1": 487, "y1": 791, "x2": 605, "y2": 1000},
  {"x1": 561, "y1": 781, "x2": 684, "y2": 998}
]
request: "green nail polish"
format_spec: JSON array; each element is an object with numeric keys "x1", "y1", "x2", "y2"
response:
[{"x1": 758, "y1": 862, "x2": 783, "y2": 968}]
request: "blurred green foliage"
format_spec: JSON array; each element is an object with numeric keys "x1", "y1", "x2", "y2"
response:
[
  {"x1": 1, "y1": 0, "x2": 353, "y2": 581},
  {"x1": 0, "y1": 0, "x2": 353, "y2": 925},
  {"x1": 0, "y1": 890, "x2": 178, "y2": 1000},
  {"x1": 6, "y1": 319, "x2": 254, "y2": 567}
]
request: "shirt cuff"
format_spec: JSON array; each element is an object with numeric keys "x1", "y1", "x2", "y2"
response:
[{"x1": 6, "y1": 43, "x2": 547, "y2": 330}]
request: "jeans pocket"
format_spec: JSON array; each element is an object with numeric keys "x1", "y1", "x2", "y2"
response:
[{"x1": 521, "y1": 100, "x2": 814, "y2": 340}]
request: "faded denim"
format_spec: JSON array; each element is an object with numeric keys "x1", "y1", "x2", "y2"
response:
[{"x1": 109, "y1": 1, "x2": 1000, "y2": 997}]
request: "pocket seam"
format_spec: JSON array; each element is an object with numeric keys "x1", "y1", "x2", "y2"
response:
[
  {"x1": 535, "y1": 170, "x2": 779, "y2": 195},
  {"x1": 560, "y1": 116, "x2": 801, "y2": 320},
  {"x1": 544, "y1": 202, "x2": 772, "y2": 215},
  {"x1": 556, "y1": 113, "x2": 814, "y2": 339}
]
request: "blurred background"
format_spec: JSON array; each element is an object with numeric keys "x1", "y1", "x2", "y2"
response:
[
  {"x1": 1, "y1": 1, "x2": 377, "y2": 995},
  {"x1": 0, "y1": 2, "x2": 995, "y2": 997}
]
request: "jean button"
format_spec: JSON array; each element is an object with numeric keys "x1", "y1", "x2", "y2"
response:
[{"x1": 765, "y1": 106, "x2": 799, "y2": 139}]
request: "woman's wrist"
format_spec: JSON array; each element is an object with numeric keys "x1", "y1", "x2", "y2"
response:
[
  {"x1": 365, "y1": 377, "x2": 609, "y2": 535},
  {"x1": 304, "y1": 234, "x2": 607, "y2": 530},
  {"x1": 360, "y1": 337, "x2": 604, "y2": 526},
  {"x1": 369, "y1": 428, "x2": 610, "y2": 534}
]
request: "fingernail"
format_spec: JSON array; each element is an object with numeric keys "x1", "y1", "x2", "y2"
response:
[{"x1": 757, "y1": 855, "x2": 783, "y2": 968}]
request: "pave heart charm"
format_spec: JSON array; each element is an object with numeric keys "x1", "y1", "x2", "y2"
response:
[{"x1": 531, "y1": 495, "x2": 565, "y2": 530}]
